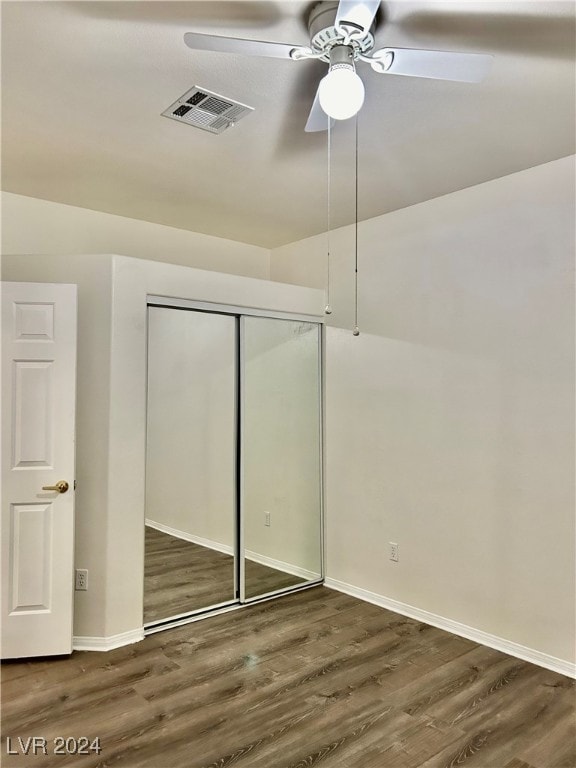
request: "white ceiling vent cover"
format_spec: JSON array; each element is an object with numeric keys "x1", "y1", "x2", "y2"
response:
[{"x1": 162, "y1": 86, "x2": 254, "y2": 134}]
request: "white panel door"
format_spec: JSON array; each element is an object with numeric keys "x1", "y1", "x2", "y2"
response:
[{"x1": 1, "y1": 282, "x2": 77, "y2": 658}]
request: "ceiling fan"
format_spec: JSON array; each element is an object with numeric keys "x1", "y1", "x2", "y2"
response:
[{"x1": 184, "y1": 0, "x2": 494, "y2": 132}]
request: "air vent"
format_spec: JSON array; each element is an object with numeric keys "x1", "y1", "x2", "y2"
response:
[{"x1": 162, "y1": 86, "x2": 254, "y2": 135}]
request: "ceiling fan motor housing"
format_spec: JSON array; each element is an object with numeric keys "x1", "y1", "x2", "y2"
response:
[
  {"x1": 308, "y1": 0, "x2": 376, "y2": 59},
  {"x1": 328, "y1": 44, "x2": 356, "y2": 71}
]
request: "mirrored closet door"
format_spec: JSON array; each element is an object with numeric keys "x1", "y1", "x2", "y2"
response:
[
  {"x1": 144, "y1": 302, "x2": 323, "y2": 630},
  {"x1": 144, "y1": 306, "x2": 237, "y2": 625},
  {"x1": 241, "y1": 316, "x2": 323, "y2": 601}
]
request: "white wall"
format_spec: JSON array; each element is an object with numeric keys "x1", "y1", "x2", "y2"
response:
[
  {"x1": 1, "y1": 192, "x2": 270, "y2": 279},
  {"x1": 270, "y1": 156, "x2": 576, "y2": 668}
]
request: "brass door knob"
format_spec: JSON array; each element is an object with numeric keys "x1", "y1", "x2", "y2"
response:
[{"x1": 42, "y1": 480, "x2": 69, "y2": 494}]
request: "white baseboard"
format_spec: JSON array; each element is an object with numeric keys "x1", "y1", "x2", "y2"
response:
[
  {"x1": 324, "y1": 577, "x2": 576, "y2": 679},
  {"x1": 145, "y1": 519, "x2": 234, "y2": 556},
  {"x1": 73, "y1": 628, "x2": 144, "y2": 652},
  {"x1": 246, "y1": 550, "x2": 320, "y2": 582}
]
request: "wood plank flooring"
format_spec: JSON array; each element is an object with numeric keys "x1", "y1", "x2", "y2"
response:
[
  {"x1": 144, "y1": 527, "x2": 305, "y2": 623},
  {"x1": 2, "y1": 587, "x2": 574, "y2": 768}
]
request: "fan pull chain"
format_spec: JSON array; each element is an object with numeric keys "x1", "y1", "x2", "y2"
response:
[
  {"x1": 353, "y1": 113, "x2": 360, "y2": 336},
  {"x1": 325, "y1": 117, "x2": 332, "y2": 316}
]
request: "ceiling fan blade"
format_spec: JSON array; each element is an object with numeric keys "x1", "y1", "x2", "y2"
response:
[
  {"x1": 184, "y1": 32, "x2": 298, "y2": 60},
  {"x1": 335, "y1": 0, "x2": 380, "y2": 34},
  {"x1": 304, "y1": 89, "x2": 333, "y2": 133},
  {"x1": 374, "y1": 47, "x2": 493, "y2": 83}
]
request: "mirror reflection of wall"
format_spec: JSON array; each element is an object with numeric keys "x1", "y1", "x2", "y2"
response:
[
  {"x1": 242, "y1": 317, "x2": 322, "y2": 600},
  {"x1": 144, "y1": 307, "x2": 237, "y2": 625}
]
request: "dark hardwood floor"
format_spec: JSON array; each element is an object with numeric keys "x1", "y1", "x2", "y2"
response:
[
  {"x1": 144, "y1": 526, "x2": 304, "y2": 623},
  {"x1": 2, "y1": 587, "x2": 574, "y2": 767}
]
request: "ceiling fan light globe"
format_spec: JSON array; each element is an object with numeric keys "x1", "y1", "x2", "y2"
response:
[{"x1": 318, "y1": 67, "x2": 365, "y2": 121}]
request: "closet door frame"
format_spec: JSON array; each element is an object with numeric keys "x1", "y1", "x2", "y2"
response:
[{"x1": 144, "y1": 296, "x2": 324, "y2": 635}]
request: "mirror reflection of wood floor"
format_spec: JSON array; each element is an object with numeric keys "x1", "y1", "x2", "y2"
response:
[
  {"x1": 2, "y1": 587, "x2": 574, "y2": 767},
  {"x1": 144, "y1": 526, "x2": 304, "y2": 623}
]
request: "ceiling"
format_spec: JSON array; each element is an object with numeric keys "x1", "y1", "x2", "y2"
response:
[{"x1": 1, "y1": 1, "x2": 574, "y2": 249}]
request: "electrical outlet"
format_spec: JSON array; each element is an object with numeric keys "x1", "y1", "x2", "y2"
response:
[
  {"x1": 75, "y1": 569, "x2": 88, "y2": 591},
  {"x1": 264, "y1": 511, "x2": 271, "y2": 527},
  {"x1": 389, "y1": 542, "x2": 399, "y2": 563}
]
